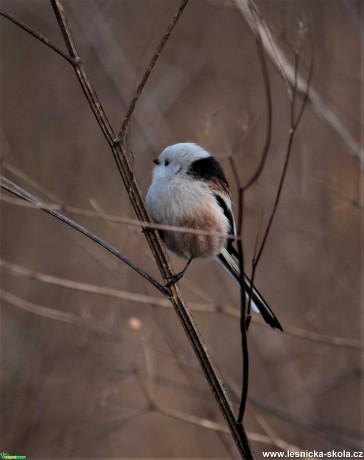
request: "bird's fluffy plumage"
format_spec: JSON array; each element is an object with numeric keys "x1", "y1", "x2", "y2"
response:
[
  {"x1": 146, "y1": 142, "x2": 282, "y2": 330},
  {"x1": 146, "y1": 143, "x2": 232, "y2": 258}
]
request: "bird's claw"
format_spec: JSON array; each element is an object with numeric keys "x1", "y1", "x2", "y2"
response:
[{"x1": 164, "y1": 272, "x2": 184, "y2": 288}]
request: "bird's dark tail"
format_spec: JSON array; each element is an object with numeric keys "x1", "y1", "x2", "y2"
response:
[{"x1": 217, "y1": 248, "x2": 283, "y2": 331}]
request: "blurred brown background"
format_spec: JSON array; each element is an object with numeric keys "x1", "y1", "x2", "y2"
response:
[{"x1": 1, "y1": 0, "x2": 362, "y2": 458}]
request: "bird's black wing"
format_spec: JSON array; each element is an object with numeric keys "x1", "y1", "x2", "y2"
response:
[
  {"x1": 187, "y1": 156, "x2": 230, "y2": 194},
  {"x1": 213, "y1": 193, "x2": 235, "y2": 243}
]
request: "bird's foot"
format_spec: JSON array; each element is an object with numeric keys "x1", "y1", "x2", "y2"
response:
[
  {"x1": 164, "y1": 257, "x2": 193, "y2": 288},
  {"x1": 164, "y1": 271, "x2": 185, "y2": 288}
]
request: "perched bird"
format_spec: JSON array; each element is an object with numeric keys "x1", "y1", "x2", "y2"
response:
[{"x1": 146, "y1": 142, "x2": 282, "y2": 330}]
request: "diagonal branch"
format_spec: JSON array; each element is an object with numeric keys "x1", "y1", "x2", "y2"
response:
[
  {"x1": 0, "y1": 8, "x2": 75, "y2": 65},
  {"x1": 0, "y1": 193, "x2": 238, "y2": 240},
  {"x1": 0, "y1": 176, "x2": 168, "y2": 295},
  {"x1": 119, "y1": 0, "x2": 189, "y2": 137},
  {"x1": 233, "y1": 0, "x2": 363, "y2": 164}
]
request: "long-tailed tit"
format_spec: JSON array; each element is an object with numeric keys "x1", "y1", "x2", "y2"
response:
[{"x1": 146, "y1": 142, "x2": 282, "y2": 330}]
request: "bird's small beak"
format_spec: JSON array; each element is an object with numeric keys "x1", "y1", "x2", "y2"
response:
[{"x1": 153, "y1": 158, "x2": 160, "y2": 165}]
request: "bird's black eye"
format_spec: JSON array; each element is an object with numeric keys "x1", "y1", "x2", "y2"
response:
[
  {"x1": 153, "y1": 158, "x2": 160, "y2": 165},
  {"x1": 165, "y1": 159, "x2": 170, "y2": 166}
]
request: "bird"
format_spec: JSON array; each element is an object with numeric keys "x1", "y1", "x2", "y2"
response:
[{"x1": 146, "y1": 142, "x2": 282, "y2": 330}]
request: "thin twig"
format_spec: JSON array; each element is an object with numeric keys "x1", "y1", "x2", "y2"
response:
[
  {"x1": 249, "y1": 396, "x2": 363, "y2": 450},
  {"x1": 313, "y1": 176, "x2": 364, "y2": 211},
  {"x1": 233, "y1": 0, "x2": 363, "y2": 164},
  {"x1": 0, "y1": 193, "x2": 238, "y2": 240},
  {"x1": 242, "y1": 3, "x2": 273, "y2": 191},
  {"x1": 1, "y1": 259, "x2": 359, "y2": 349},
  {"x1": 3, "y1": 151, "x2": 239, "y2": 244},
  {"x1": 0, "y1": 259, "x2": 169, "y2": 308},
  {"x1": 237, "y1": 184, "x2": 249, "y2": 424},
  {"x1": 0, "y1": 289, "x2": 119, "y2": 338},
  {"x1": 0, "y1": 176, "x2": 168, "y2": 296},
  {"x1": 232, "y1": 3, "x2": 276, "y2": 421},
  {"x1": 89, "y1": 198, "x2": 222, "y2": 304},
  {"x1": 49, "y1": 0, "x2": 180, "y2": 282},
  {"x1": 135, "y1": 302, "x2": 235, "y2": 453},
  {"x1": 138, "y1": 332, "x2": 310, "y2": 454},
  {"x1": 0, "y1": 8, "x2": 75, "y2": 65},
  {"x1": 253, "y1": 40, "x2": 314, "y2": 267},
  {"x1": 243, "y1": 40, "x2": 313, "y2": 368},
  {"x1": 137, "y1": 327, "x2": 303, "y2": 453},
  {"x1": 119, "y1": 0, "x2": 189, "y2": 137},
  {"x1": 227, "y1": 1, "x2": 276, "y2": 422},
  {"x1": 153, "y1": 400, "x2": 307, "y2": 451},
  {"x1": 248, "y1": 407, "x2": 306, "y2": 455},
  {"x1": 249, "y1": 407, "x2": 314, "y2": 454},
  {"x1": 2, "y1": 161, "x2": 64, "y2": 203},
  {"x1": 232, "y1": 15, "x2": 313, "y2": 423},
  {"x1": 227, "y1": 154, "x2": 249, "y2": 423}
]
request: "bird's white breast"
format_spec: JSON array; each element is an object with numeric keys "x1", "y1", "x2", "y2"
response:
[
  {"x1": 146, "y1": 174, "x2": 231, "y2": 259},
  {"x1": 147, "y1": 174, "x2": 210, "y2": 224}
]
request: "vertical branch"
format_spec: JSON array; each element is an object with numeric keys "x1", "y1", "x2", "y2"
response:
[
  {"x1": 48, "y1": 0, "x2": 254, "y2": 456},
  {"x1": 242, "y1": 39, "x2": 313, "y2": 360},
  {"x1": 242, "y1": 2, "x2": 273, "y2": 191},
  {"x1": 253, "y1": 39, "x2": 314, "y2": 270},
  {"x1": 229, "y1": 0, "x2": 275, "y2": 423},
  {"x1": 227, "y1": 156, "x2": 249, "y2": 424},
  {"x1": 230, "y1": 5, "x2": 313, "y2": 426},
  {"x1": 236, "y1": 188, "x2": 249, "y2": 423}
]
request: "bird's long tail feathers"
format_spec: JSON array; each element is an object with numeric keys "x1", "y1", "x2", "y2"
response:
[{"x1": 217, "y1": 248, "x2": 283, "y2": 331}]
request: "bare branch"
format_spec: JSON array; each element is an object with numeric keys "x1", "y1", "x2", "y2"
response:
[
  {"x1": 248, "y1": 408, "x2": 313, "y2": 454},
  {"x1": 0, "y1": 8, "x2": 75, "y2": 65},
  {"x1": 253, "y1": 41, "x2": 314, "y2": 267},
  {"x1": 233, "y1": 0, "x2": 363, "y2": 164},
  {"x1": 88, "y1": 198, "x2": 217, "y2": 303},
  {"x1": 2, "y1": 259, "x2": 360, "y2": 349},
  {"x1": 249, "y1": 395, "x2": 363, "y2": 450},
  {"x1": 227, "y1": 155, "x2": 249, "y2": 424},
  {"x1": 154, "y1": 401, "x2": 313, "y2": 451},
  {"x1": 136, "y1": 323, "x2": 305, "y2": 454},
  {"x1": 0, "y1": 193, "x2": 238, "y2": 240},
  {"x1": 2, "y1": 161, "x2": 63, "y2": 203},
  {"x1": 226, "y1": 8, "x2": 276, "y2": 423},
  {"x1": 0, "y1": 289, "x2": 117, "y2": 337},
  {"x1": 119, "y1": 0, "x2": 189, "y2": 137},
  {"x1": 313, "y1": 176, "x2": 364, "y2": 211},
  {"x1": 242, "y1": 4, "x2": 273, "y2": 190},
  {"x1": 0, "y1": 259, "x2": 171, "y2": 309},
  {"x1": 0, "y1": 176, "x2": 168, "y2": 295}
]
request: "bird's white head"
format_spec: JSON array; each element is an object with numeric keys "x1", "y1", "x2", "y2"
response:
[{"x1": 151, "y1": 143, "x2": 210, "y2": 182}]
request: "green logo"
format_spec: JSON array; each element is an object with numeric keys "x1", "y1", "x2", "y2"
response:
[{"x1": 0, "y1": 453, "x2": 27, "y2": 459}]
